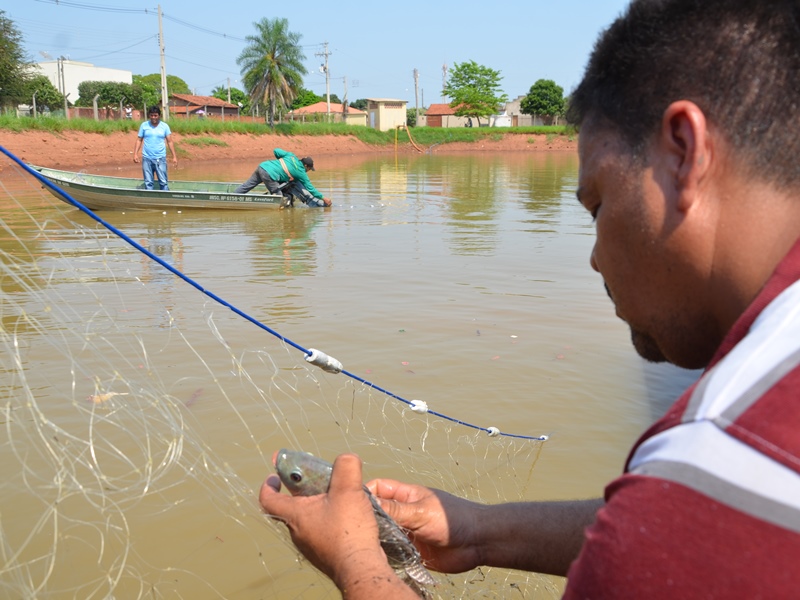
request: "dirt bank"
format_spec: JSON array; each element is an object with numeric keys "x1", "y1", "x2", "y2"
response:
[{"x1": 0, "y1": 130, "x2": 576, "y2": 170}]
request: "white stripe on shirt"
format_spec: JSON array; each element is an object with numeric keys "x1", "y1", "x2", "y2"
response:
[{"x1": 629, "y1": 278, "x2": 800, "y2": 531}]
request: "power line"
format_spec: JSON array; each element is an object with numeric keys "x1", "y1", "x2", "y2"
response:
[
  {"x1": 166, "y1": 54, "x2": 236, "y2": 74},
  {"x1": 160, "y1": 13, "x2": 246, "y2": 42},
  {"x1": 25, "y1": 1, "x2": 342, "y2": 96},
  {"x1": 33, "y1": 0, "x2": 247, "y2": 43},
  {"x1": 33, "y1": 0, "x2": 149, "y2": 14},
  {"x1": 78, "y1": 35, "x2": 157, "y2": 61}
]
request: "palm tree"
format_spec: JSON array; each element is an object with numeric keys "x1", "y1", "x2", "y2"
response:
[{"x1": 237, "y1": 18, "x2": 307, "y2": 128}]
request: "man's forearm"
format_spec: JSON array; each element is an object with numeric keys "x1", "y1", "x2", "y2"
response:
[
  {"x1": 474, "y1": 498, "x2": 602, "y2": 576},
  {"x1": 333, "y1": 555, "x2": 419, "y2": 600}
]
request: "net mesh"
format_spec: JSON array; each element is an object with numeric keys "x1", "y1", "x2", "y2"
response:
[{"x1": 0, "y1": 152, "x2": 558, "y2": 599}]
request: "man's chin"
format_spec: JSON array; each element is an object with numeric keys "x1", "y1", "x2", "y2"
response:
[{"x1": 631, "y1": 330, "x2": 668, "y2": 364}]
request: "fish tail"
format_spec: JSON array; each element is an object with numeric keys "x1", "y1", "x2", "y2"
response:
[{"x1": 404, "y1": 562, "x2": 436, "y2": 586}]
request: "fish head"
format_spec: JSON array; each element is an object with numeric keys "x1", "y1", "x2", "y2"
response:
[{"x1": 275, "y1": 449, "x2": 334, "y2": 497}]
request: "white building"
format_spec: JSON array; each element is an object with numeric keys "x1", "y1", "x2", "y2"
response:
[
  {"x1": 35, "y1": 60, "x2": 132, "y2": 102},
  {"x1": 366, "y1": 98, "x2": 408, "y2": 131}
]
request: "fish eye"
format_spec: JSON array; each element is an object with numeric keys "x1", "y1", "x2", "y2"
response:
[{"x1": 290, "y1": 472, "x2": 303, "y2": 483}]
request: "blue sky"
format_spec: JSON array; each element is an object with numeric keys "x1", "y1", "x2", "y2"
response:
[{"x1": 9, "y1": 0, "x2": 631, "y2": 105}]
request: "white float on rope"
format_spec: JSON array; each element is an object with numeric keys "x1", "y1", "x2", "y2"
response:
[
  {"x1": 305, "y1": 348, "x2": 343, "y2": 373},
  {"x1": 410, "y1": 399, "x2": 429, "y2": 413}
]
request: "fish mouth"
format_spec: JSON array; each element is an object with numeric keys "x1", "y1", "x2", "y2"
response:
[{"x1": 273, "y1": 449, "x2": 289, "y2": 468}]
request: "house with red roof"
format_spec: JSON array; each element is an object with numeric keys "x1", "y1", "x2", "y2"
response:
[
  {"x1": 288, "y1": 101, "x2": 367, "y2": 126},
  {"x1": 169, "y1": 93, "x2": 240, "y2": 119},
  {"x1": 424, "y1": 103, "x2": 472, "y2": 128}
]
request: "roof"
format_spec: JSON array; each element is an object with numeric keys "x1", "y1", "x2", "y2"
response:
[
  {"x1": 365, "y1": 98, "x2": 408, "y2": 103},
  {"x1": 170, "y1": 105, "x2": 208, "y2": 115},
  {"x1": 426, "y1": 103, "x2": 458, "y2": 116},
  {"x1": 170, "y1": 93, "x2": 238, "y2": 109},
  {"x1": 290, "y1": 101, "x2": 366, "y2": 115}
]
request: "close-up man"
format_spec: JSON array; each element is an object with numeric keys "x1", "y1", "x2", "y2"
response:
[{"x1": 259, "y1": 1, "x2": 800, "y2": 597}]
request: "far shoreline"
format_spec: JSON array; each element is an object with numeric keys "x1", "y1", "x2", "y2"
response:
[{"x1": 0, "y1": 129, "x2": 577, "y2": 171}]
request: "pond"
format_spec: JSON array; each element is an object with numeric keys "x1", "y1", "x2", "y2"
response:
[{"x1": 0, "y1": 149, "x2": 699, "y2": 599}]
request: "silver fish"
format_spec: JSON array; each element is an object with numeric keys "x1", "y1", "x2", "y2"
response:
[{"x1": 275, "y1": 449, "x2": 435, "y2": 598}]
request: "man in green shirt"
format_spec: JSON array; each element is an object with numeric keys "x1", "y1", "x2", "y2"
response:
[{"x1": 235, "y1": 148, "x2": 332, "y2": 208}]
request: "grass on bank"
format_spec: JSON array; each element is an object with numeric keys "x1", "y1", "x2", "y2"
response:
[{"x1": 0, "y1": 114, "x2": 575, "y2": 148}]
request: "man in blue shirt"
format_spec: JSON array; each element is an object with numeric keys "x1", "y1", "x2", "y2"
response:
[{"x1": 133, "y1": 106, "x2": 178, "y2": 190}]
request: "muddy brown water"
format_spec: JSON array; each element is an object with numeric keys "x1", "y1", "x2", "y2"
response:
[{"x1": 0, "y1": 151, "x2": 700, "y2": 598}]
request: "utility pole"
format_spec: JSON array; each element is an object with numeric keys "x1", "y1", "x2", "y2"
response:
[
  {"x1": 57, "y1": 56, "x2": 67, "y2": 97},
  {"x1": 413, "y1": 68, "x2": 419, "y2": 124},
  {"x1": 227, "y1": 77, "x2": 231, "y2": 104},
  {"x1": 316, "y1": 42, "x2": 331, "y2": 120},
  {"x1": 57, "y1": 55, "x2": 69, "y2": 117},
  {"x1": 442, "y1": 63, "x2": 448, "y2": 102},
  {"x1": 342, "y1": 75, "x2": 348, "y2": 116},
  {"x1": 158, "y1": 5, "x2": 169, "y2": 118}
]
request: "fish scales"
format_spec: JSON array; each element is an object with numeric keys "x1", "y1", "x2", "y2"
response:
[{"x1": 275, "y1": 449, "x2": 435, "y2": 598}]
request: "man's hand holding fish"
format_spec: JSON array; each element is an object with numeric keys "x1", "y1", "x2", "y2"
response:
[
  {"x1": 366, "y1": 477, "x2": 485, "y2": 574},
  {"x1": 260, "y1": 453, "x2": 420, "y2": 599},
  {"x1": 369, "y1": 475, "x2": 600, "y2": 577}
]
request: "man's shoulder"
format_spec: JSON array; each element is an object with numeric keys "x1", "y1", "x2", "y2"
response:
[{"x1": 274, "y1": 148, "x2": 297, "y2": 159}]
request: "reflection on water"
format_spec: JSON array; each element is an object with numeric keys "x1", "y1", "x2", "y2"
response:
[
  {"x1": 191, "y1": 151, "x2": 698, "y2": 481},
  {"x1": 0, "y1": 151, "x2": 701, "y2": 598},
  {"x1": 72, "y1": 151, "x2": 701, "y2": 480}
]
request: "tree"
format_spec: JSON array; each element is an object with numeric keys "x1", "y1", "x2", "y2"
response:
[
  {"x1": 406, "y1": 107, "x2": 426, "y2": 127},
  {"x1": 211, "y1": 85, "x2": 251, "y2": 113},
  {"x1": 0, "y1": 11, "x2": 31, "y2": 109},
  {"x1": 75, "y1": 81, "x2": 154, "y2": 112},
  {"x1": 132, "y1": 75, "x2": 160, "y2": 108},
  {"x1": 135, "y1": 73, "x2": 191, "y2": 95},
  {"x1": 136, "y1": 73, "x2": 191, "y2": 107},
  {"x1": 350, "y1": 98, "x2": 368, "y2": 111},
  {"x1": 23, "y1": 74, "x2": 64, "y2": 111},
  {"x1": 520, "y1": 79, "x2": 566, "y2": 123},
  {"x1": 442, "y1": 60, "x2": 508, "y2": 126},
  {"x1": 76, "y1": 81, "x2": 127, "y2": 107},
  {"x1": 290, "y1": 87, "x2": 322, "y2": 109},
  {"x1": 237, "y1": 17, "x2": 307, "y2": 128}
]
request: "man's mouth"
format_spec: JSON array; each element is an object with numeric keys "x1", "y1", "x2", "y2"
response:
[
  {"x1": 604, "y1": 282, "x2": 615, "y2": 303},
  {"x1": 604, "y1": 282, "x2": 625, "y2": 320}
]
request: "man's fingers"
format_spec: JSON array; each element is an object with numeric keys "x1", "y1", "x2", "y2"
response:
[
  {"x1": 259, "y1": 474, "x2": 290, "y2": 516},
  {"x1": 368, "y1": 479, "x2": 445, "y2": 533},
  {"x1": 328, "y1": 454, "x2": 364, "y2": 494},
  {"x1": 371, "y1": 495, "x2": 424, "y2": 529},
  {"x1": 368, "y1": 478, "x2": 414, "y2": 502}
]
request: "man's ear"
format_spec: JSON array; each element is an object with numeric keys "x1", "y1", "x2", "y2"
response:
[{"x1": 659, "y1": 100, "x2": 712, "y2": 211}]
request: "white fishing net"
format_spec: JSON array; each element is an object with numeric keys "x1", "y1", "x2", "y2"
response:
[{"x1": 0, "y1": 151, "x2": 559, "y2": 599}]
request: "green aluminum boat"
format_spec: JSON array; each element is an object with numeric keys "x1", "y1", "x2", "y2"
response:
[{"x1": 31, "y1": 165, "x2": 284, "y2": 211}]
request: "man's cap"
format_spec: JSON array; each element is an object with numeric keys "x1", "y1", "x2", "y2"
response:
[{"x1": 301, "y1": 157, "x2": 315, "y2": 171}]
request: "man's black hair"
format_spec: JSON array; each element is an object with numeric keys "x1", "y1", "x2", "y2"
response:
[
  {"x1": 148, "y1": 106, "x2": 162, "y2": 116},
  {"x1": 567, "y1": 0, "x2": 800, "y2": 187}
]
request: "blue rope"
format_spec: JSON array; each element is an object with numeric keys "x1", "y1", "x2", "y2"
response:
[{"x1": 2, "y1": 146, "x2": 547, "y2": 441}]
